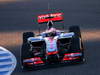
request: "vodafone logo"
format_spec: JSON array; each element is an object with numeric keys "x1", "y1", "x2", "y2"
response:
[
  {"x1": 38, "y1": 14, "x2": 49, "y2": 19},
  {"x1": 38, "y1": 13, "x2": 63, "y2": 19},
  {"x1": 37, "y1": 12, "x2": 63, "y2": 23}
]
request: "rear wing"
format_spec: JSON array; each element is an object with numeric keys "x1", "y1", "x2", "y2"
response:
[{"x1": 37, "y1": 12, "x2": 64, "y2": 24}]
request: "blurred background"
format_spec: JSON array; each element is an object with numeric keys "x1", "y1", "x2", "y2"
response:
[{"x1": 0, "y1": 0, "x2": 100, "y2": 75}]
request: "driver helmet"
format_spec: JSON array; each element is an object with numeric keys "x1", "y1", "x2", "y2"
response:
[{"x1": 46, "y1": 28, "x2": 57, "y2": 37}]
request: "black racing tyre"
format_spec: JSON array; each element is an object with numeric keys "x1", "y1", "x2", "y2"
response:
[
  {"x1": 21, "y1": 43, "x2": 31, "y2": 59},
  {"x1": 70, "y1": 37, "x2": 81, "y2": 51},
  {"x1": 23, "y1": 32, "x2": 34, "y2": 43},
  {"x1": 69, "y1": 26, "x2": 85, "y2": 61},
  {"x1": 21, "y1": 43, "x2": 32, "y2": 68},
  {"x1": 70, "y1": 37, "x2": 84, "y2": 62},
  {"x1": 69, "y1": 25, "x2": 81, "y2": 37}
]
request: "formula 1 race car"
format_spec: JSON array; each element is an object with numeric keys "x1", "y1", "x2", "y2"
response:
[{"x1": 21, "y1": 13, "x2": 84, "y2": 70}]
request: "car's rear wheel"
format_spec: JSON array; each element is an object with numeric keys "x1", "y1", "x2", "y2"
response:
[
  {"x1": 21, "y1": 43, "x2": 32, "y2": 70},
  {"x1": 23, "y1": 32, "x2": 35, "y2": 43},
  {"x1": 70, "y1": 37, "x2": 82, "y2": 51},
  {"x1": 71, "y1": 37, "x2": 84, "y2": 62},
  {"x1": 69, "y1": 25, "x2": 81, "y2": 37},
  {"x1": 21, "y1": 32, "x2": 34, "y2": 70},
  {"x1": 69, "y1": 26, "x2": 84, "y2": 62},
  {"x1": 69, "y1": 25, "x2": 83, "y2": 50}
]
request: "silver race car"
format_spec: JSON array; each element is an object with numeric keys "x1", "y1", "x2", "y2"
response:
[{"x1": 21, "y1": 13, "x2": 84, "y2": 70}]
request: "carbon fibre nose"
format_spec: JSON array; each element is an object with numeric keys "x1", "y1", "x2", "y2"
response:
[{"x1": 0, "y1": 46, "x2": 17, "y2": 75}]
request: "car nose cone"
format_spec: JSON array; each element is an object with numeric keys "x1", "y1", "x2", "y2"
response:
[{"x1": 0, "y1": 46, "x2": 17, "y2": 75}]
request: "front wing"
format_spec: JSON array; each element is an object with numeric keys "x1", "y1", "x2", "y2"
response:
[{"x1": 22, "y1": 52, "x2": 83, "y2": 70}]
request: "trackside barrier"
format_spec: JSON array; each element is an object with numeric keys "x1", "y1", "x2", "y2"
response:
[{"x1": 0, "y1": 46, "x2": 17, "y2": 75}]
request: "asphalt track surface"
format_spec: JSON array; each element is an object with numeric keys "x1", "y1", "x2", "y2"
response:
[{"x1": 0, "y1": 0, "x2": 100, "y2": 75}]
